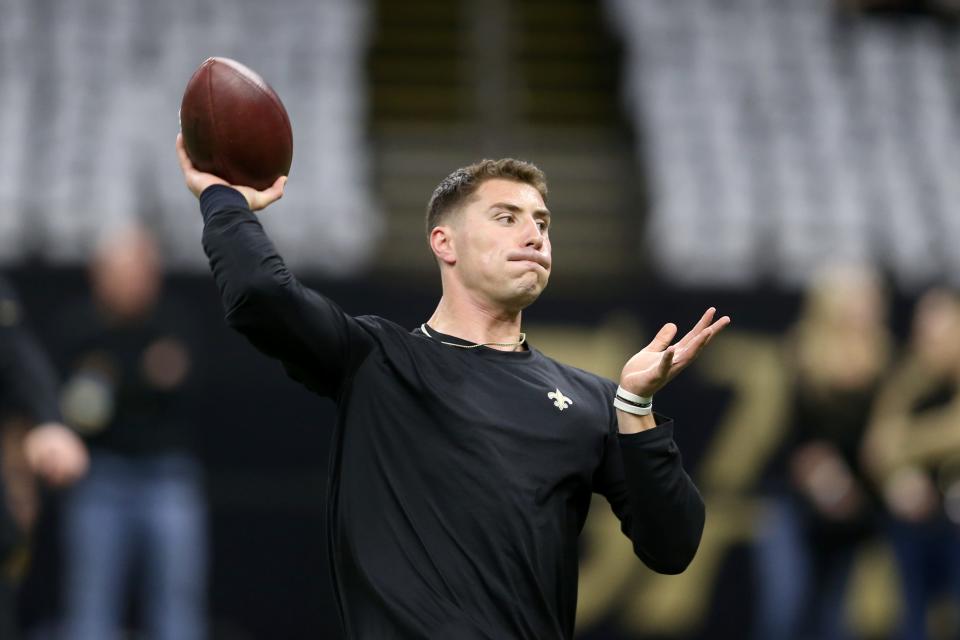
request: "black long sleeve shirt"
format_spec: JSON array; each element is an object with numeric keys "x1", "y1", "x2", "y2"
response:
[
  {"x1": 0, "y1": 276, "x2": 60, "y2": 425},
  {"x1": 200, "y1": 185, "x2": 705, "y2": 640},
  {"x1": 53, "y1": 297, "x2": 201, "y2": 457},
  {"x1": 0, "y1": 276, "x2": 61, "y2": 561}
]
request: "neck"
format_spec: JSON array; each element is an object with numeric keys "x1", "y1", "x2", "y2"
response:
[
  {"x1": 95, "y1": 299, "x2": 154, "y2": 326},
  {"x1": 426, "y1": 295, "x2": 524, "y2": 351}
]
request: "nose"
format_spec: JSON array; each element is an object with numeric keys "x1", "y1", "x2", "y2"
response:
[{"x1": 523, "y1": 217, "x2": 544, "y2": 250}]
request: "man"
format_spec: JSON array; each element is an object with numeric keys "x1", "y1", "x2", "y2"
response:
[
  {"x1": 176, "y1": 134, "x2": 729, "y2": 639},
  {"x1": 0, "y1": 275, "x2": 88, "y2": 639},
  {"x1": 54, "y1": 225, "x2": 207, "y2": 640}
]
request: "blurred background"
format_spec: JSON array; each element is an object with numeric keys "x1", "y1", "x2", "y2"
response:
[{"x1": 3, "y1": 0, "x2": 960, "y2": 638}]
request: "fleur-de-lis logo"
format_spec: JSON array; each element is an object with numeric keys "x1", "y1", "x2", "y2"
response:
[{"x1": 548, "y1": 388, "x2": 573, "y2": 411}]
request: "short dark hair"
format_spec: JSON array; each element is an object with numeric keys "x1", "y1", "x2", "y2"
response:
[{"x1": 425, "y1": 159, "x2": 548, "y2": 237}]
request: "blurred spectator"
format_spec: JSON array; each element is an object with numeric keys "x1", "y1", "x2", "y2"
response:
[
  {"x1": 55, "y1": 225, "x2": 207, "y2": 640},
  {"x1": 0, "y1": 276, "x2": 88, "y2": 640},
  {"x1": 753, "y1": 264, "x2": 891, "y2": 640},
  {"x1": 863, "y1": 287, "x2": 960, "y2": 640}
]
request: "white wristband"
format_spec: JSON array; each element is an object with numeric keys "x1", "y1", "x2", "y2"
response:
[
  {"x1": 616, "y1": 386, "x2": 652, "y2": 406},
  {"x1": 614, "y1": 397, "x2": 653, "y2": 416}
]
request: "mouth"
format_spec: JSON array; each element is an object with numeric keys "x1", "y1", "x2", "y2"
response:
[{"x1": 508, "y1": 250, "x2": 551, "y2": 271}]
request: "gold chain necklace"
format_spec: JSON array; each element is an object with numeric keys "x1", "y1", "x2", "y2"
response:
[{"x1": 420, "y1": 324, "x2": 526, "y2": 350}]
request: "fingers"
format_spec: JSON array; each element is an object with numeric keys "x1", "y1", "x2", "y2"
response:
[
  {"x1": 707, "y1": 315, "x2": 731, "y2": 339},
  {"x1": 243, "y1": 175, "x2": 287, "y2": 212},
  {"x1": 265, "y1": 175, "x2": 287, "y2": 202},
  {"x1": 672, "y1": 314, "x2": 732, "y2": 369},
  {"x1": 24, "y1": 425, "x2": 89, "y2": 487},
  {"x1": 696, "y1": 315, "x2": 731, "y2": 353},
  {"x1": 645, "y1": 323, "x2": 678, "y2": 352},
  {"x1": 49, "y1": 458, "x2": 88, "y2": 487},
  {"x1": 175, "y1": 133, "x2": 194, "y2": 173},
  {"x1": 667, "y1": 314, "x2": 729, "y2": 369},
  {"x1": 675, "y1": 308, "x2": 732, "y2": 352},
  {"x1": 34, "y1": 456, "x2": 62, "y2": 486},
  {"x1": 683, "y1": 326, "x2": 712, "y2": 359},
  {"x1": 676, "y1": 307, "x2": 716, "y2": 349},
  {"x1": 38, "y1": 451, "x2": 88, "y2": 487},
  {"x1": 176, "y1": 133, "x2": 214, "y2": 198},
  {"x1": 658, "y1": 346, "x2": 676, "y2": 378},
  {"x1": 643, "y1": 308, "x2": 730, "y2": 362}
]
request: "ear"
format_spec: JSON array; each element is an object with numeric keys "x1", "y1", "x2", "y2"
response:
[{"x1": 429, "y1": 225, "x2": 457, "y2": 266}]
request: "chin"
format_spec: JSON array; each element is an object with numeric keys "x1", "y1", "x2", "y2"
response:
[{"x1": 509, "y1": 279, "x2": 547, "y2": 309}]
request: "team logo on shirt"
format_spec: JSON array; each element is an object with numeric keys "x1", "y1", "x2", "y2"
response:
[{"x1": 547, "y1": 388, "x2": 573, "y2": 411}]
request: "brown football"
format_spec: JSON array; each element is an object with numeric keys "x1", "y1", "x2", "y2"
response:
[{"x1": 179, "y1": 57, "x2": 293, "y2": 190}]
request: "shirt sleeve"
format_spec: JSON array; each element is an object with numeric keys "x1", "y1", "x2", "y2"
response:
[
  {"x1": 0, "y1": 278, "x2": 62, "y2": 425},
  {"x1": 592, "y1": 415, "x2": 705, "y2": 574},
  {"x1": 199, "y1": 185, "x2": 375, "y2": 398}
]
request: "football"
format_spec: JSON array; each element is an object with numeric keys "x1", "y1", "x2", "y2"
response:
[{"x1": 179, "y1": 57, "x2": 293, "y2": 190}]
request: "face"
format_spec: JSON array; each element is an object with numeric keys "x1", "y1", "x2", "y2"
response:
[
  {"x1": 912, "y1": 289, "x2": 960, "y2": 374},
  {"x1": 437, "y1": 178, "x2": 552, "y2": 311},
  {"x1": 91, "y1": 228, "x2": 161, "y2": 319},
  {"x1": 808, "y1": 264, "x2": 885, "y2": 331}
]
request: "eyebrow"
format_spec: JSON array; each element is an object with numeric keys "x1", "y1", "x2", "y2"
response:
[{"x1": 489, "y1": 202, "x2": 551, "y2": 219}]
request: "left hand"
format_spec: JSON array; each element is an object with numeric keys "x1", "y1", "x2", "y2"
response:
[{"x1": 620, "y1": 307, "x2": 730, "y2": 398}]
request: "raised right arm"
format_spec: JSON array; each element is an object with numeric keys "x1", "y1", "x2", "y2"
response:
[{"x1": 199, "y1": 185, "x2": 373, "y2": 398}]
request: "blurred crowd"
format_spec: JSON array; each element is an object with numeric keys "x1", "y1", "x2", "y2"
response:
[{"x1": 753, "y1": 265, "x2": 960, "y2": 640}]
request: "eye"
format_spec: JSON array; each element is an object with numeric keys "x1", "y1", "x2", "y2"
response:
[
  {"x1": 496, "y1": 214, "x2": 515, "y2": 225},
  {"x1": 536, "y1": 220, "x2": 549, "y2": 232}
]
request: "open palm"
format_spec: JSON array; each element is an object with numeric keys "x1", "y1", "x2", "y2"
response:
[{"x1": 620, "y1": 307, "x2": 731, "y2": 398}]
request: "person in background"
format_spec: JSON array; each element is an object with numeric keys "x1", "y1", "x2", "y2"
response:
[
  {"x1": 753, "y1": 264, "x2": 891, "y2": 640},
  {"x1": 0, "y1": 275, "x2": 88, "y2": 640},
  {"x1": 55, "y1": 225, "x2": 207, "y2": 640},
  {"x1": 863, "y1": 287, "x2": 960, "y2": 640}
]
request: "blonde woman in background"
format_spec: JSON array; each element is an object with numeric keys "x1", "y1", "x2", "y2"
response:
[
  {"x1": 863, "y1": 288, "x2": 960, "y2": 640},
  {"x1": 754, "y1": 264, "x2": 892, "y2": 640}
]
